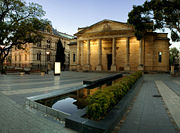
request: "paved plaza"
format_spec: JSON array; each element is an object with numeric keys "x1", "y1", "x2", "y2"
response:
[
  {"x1": 0, "y1": 71, "x2": 111, "y2": 105},
  {"x1": 0, "y1": 72, "x2": 180, "y2": 133},
  {"x1": 114, "y1": 74, "x2": 180, "y2": 133}
]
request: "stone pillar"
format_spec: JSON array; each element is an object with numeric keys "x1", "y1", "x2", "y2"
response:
[
  {"x1": 111, "y1": 38, "x2": 117, "y2": 71},
  {"x1": 86, "y1": 40, "x2": 91, "y2": 70},
  {"x1": 96, "y1": 39, "x2": 102, "y2": 71},
  {"x1": 124, "y1": 37, "x2": 130, "y2": 71},
  {"x1": 81, "y1": 41, "x2": 84, "y2": 69},
  {"x1": 76, "y1": 40, "x2": 81, "y2": 71},
  {"x1": 138, "y1": 39, "x2": 144, "y2": 70}
]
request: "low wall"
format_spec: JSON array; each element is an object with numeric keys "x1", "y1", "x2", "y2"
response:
[{"x1": 65, "y1": 76, "x2": 144, "y2": 133}]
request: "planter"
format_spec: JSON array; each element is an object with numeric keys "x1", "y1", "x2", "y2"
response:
[{"x1": 65, "y1": 76, "x2": 144, "y2": 133}]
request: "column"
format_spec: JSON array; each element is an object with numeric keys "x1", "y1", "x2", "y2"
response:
[
  {"x1": 111, "y1": 38, "x2": 117, "y2": 71},
  {"x1": 86, "y1": 40, "x2": 91, "y2": 70},
  {"x1": 76, "y1": 40, "x2": 81, "y2": 70},
  {"x1": 124, "y1": 37, "x2": 130, "y2": 71},
  {"x1": 96, "y1": 39, "x2": 102, "y2": 71},
  {"x1": 138, "y1": 39, "x2": 144, "y2": 70},
  {"x1": 81, "y1": 41, "x2": 84, "y2": 67}
]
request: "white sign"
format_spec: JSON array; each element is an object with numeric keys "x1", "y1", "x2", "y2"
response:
[{"x1": 54, "y1": 62, "x2": 61, "y2": 75}]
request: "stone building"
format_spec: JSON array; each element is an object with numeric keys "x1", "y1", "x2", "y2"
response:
[
  {"x1": 11, "y1": 26, "x2": 74, "y2": 71},
  {"x1": 69, "y1": 19, "x2": 170, "y2": 72}
]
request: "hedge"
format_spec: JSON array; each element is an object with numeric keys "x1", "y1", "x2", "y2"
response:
[{"x1": 87, "y1": 71, "x2": 142, "y2": 120}]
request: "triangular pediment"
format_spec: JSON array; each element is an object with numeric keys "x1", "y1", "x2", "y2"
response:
[{"x1": 75, "y1": 19, "x2": 133, "y2": 36}]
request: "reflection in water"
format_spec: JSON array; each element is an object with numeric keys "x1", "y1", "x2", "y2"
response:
[
  {"x1": 37, "y1": 77, "x2": 122, "y2": 114},
  {"x1": 52, "y1": 97, "x2": 82, "y2": 114}
]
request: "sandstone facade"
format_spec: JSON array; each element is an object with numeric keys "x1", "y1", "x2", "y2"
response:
[
  {"x1": 11, "y1": 26, "x2": 74, "y2": 71},
  {"x1": 69, "y1": 20, "x2": 170, "y2": 72}
]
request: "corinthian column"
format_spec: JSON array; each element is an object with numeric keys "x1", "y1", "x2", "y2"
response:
[
  {"x1": 96, "y1": 39, "x2": 102, "y2": 71},
  {"x1": 111, "y1": 38, "x2": 117, "y2": 71},
  {"x1": 86, "y1": 40, "x2": 91, "y2": 71},
  {"x1": 87, "y1": 40, "x2": 90, "y2": 65},
  {"x1": 76, "y1": 40, "x2": 81, "y2": 71},
  {"x1": 81, "y1": 41, "x2": 84, "y2": 69},
  {"x1": 124, "y1": 37, "x2": 130, "y2": 71}
]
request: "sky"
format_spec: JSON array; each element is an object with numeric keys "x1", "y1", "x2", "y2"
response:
[{"x1": 26, "y1": 0, "x2": 179, "y2": 49}]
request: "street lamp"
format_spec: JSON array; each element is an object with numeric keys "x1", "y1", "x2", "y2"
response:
[
  {"x1": 0, "y1": 45, "x2": 5, "y2": 49},
  {"x1": 0, "y1": 45, "x2": 5, "y2": 74},
  {"x1": 46, "y1": 51, "x2": 50, "y2": 74}
]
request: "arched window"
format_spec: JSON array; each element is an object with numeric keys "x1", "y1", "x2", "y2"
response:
[{"x1": 47, "y1": 40, "x2": 51, "y2": 48}]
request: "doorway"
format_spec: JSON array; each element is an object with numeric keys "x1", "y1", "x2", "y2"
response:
[{"x1": 107, "y1": 54, "x2": 112, "y2": 71}]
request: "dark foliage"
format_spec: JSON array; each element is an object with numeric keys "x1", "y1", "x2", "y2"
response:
[
  {"x1": 128, "y1": 0, "x2": 180, "y2": 41},
  {"x1": 56, "y1": 40, "x2": 65, "y2": 69}
]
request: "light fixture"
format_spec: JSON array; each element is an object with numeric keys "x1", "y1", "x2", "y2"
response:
[{"x1": 46, "y1": 51, "x2": 50, "y2": 55}]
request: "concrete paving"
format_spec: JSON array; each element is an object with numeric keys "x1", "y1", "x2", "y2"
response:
[
  {"x1": 156, "y1": 80, "x2": 180, "y2": 129},
  {"x1": 1, "y1": 72, "x2": 180, "y2": 133},
  {"x1": 0, "y1": 71, "x2": 111, "y2": 105},
  {"x1": 0, "y1": 71, "x2": 112, "y2": 133},
  {"x1": 114, "y1": 74, "x2": 180, "y2": 133},
  {"x1": 0, "y1": 92, "x2": 76, "y2": 133}
]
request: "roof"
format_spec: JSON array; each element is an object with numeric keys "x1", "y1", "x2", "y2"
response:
[
  {"x1": 68, "y1": 42, "x2": 77, "y2": 45},
  {"x1": 52, "y1": 28, "x2": 75, "y2": 39},
  {"x1": 75, "y1": 19, "x2": 129, "y2": 36}
]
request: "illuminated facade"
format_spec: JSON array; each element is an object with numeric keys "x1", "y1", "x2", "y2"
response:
[
  {"x1": 69, "y1": 19, "x2": 170, "y2": 72},
  {"x1": 11, "y1": 26, "x2": 74, "y2": 71}
]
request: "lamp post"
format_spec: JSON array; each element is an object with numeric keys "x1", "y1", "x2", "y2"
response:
[
  {"x1": 46, "y1": 51, "x2": 50, "y2": 74},
  {"x1": 0, "y1": 45, "x2": 5, "y2": 74}
]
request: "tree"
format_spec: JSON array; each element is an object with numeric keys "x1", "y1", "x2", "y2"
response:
[
  {"x1": 55, "y1": 40, "x2": 65, "y2": 70},
  {"x1": 169, "y1": 47, "x2": 179, "y2": 66},
  {"x1": 128, "y1": 0, "x2": 180, "y2": 41},
  {"x1": 0, "y1": 0, "x2": 49, "y2": 73}
]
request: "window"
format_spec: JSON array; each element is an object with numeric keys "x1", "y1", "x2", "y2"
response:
[
  {"x1": 158, "y1": 52, "x2": 162, "y2": 63},
  {"x1": 47, "y1": 40, "x2": 51, "y2": 48},
  {"x1": 47, "y1": 54, "x2": 50, "y2": 61},
  {"x1": 19, "y1": 55, "x2": 21, "y2": 61},
  {"x1": 25, "y1": 55, "x2": 27, "y2": 61},
  {"x1": 73, "y1": 53, "x2": 76, "y2": 62},
  {"x1": 37, "y1": 42, "x2": 41, "y2": 47},
  {"x1": 37, "y1": 53, "x2": 41, "y2": 61}
]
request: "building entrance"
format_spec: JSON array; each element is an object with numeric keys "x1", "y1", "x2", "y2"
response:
[{"x1": 107, "y1": 54, "x2": 112, "y2": 70}]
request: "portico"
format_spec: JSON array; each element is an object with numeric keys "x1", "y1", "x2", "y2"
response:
[{"x1": 70, "y1": 19, "x2": 170, "y2": 72}]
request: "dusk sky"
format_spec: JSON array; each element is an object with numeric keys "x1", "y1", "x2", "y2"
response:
[{"x1": 26, "y1": 0, "x2": 179, "y2": 48}]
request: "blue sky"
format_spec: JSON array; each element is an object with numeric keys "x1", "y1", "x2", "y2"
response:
[{"x1": 26, "y1": 0, "x2": 179, "y2": 48}]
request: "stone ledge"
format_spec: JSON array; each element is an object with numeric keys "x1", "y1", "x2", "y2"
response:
[
  {"x1": 65, "y1": 76, "x2": 144, "y2": 133},
  {"x1": 83, "y1": 73, "x2": 122, "y2": 85}
]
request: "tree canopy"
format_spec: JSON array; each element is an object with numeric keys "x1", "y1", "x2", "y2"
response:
[
  {"x1": 128, "y1": 0, "x2": 180, "y2": 41},
  {"x1": 0, "y1": 0, "x2": 49, "y2": 67},
  {"x1": 169, "y1": 47, "x2": 179, "y2": 66}
]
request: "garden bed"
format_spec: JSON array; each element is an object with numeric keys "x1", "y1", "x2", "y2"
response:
[{"x1": 65, "y1": 72, "x2": 143, "y2": 133}]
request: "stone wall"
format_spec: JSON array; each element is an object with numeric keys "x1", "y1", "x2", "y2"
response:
[{"x1": 69, "y1": 20, "x2": 170, "y2": 72}]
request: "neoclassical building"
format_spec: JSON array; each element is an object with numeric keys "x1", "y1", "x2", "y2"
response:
[
  {"x1": 69, "y1": 19, "x2": 170, "y2": 72},
  {"x1": 11, "y1": 25, "x2": 74, "y2": 71}
]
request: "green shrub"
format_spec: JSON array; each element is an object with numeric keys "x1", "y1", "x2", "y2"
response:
[{"x1": 87, "y1": 71, "x2": 142, "y2": 120}]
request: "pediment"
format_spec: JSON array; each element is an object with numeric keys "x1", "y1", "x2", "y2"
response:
[{"x1": 76, "y1": 20, "x2": 133, "y2": 36}]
